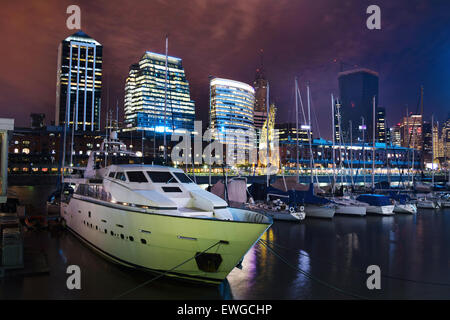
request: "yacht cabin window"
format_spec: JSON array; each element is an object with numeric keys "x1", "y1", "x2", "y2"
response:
[
  {"x1": 108, "y1": 172, "x2": 116, "y2": 178},
  {"x1": 115, "y1": 172, "x2": 127, "y2": 182},
  {"x1": 126, "y1": 171, "x2": 148, "y2": 183},
  {"x1": 146, "y1": 171, "x2": 177, "y2": 183}
]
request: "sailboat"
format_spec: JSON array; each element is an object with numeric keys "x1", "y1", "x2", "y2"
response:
[
  {"x1": 297, "y1": 83, "x2": 335, "y2": 218},
  {"x1": 329, "y1": 95, "x2": 366, "y2": 216},
  {"x1": 391, "y1": 193, "x2": 417, "y2": 214},
  {"x1": 355, "y1": 96, "x2": 395, "y2": 215}
]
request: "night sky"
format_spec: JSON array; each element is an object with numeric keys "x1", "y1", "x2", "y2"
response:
[{"x1": 1, "y1": 0, "x2": 450, "y2": 138}]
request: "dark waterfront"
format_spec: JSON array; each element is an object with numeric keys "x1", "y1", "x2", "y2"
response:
[{"x1": 1, "y1": 185, "x2": 449, "y2": 300}]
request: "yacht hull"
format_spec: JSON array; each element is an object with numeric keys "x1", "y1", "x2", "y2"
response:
[
  {"x1": 61, "y1": 197, "x2": 271, "y2": 284},
  {"x1": 417, "y1": 201, "x2": 439, "y2": 209},
  {"x1": 335, "y1": 205, "x2": 366, "y2": 216},
  {"x1": 366, "y1": 205, "x2": 395, "y2": 215},
  {"x1": 304, "y1": 205, "x2": 335, "y2": 219}
]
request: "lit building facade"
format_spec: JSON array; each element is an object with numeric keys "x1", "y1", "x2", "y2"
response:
[
  {"x1": 275, "y1": 122, "x2": 312, "y2": 143},
  {"x1": 253, "y1": 68, "x2": 268, "y2": 129},
  {"x1": 210, "y1": 78, "x2": 255, "y2": 144},
  {"x1": 123, "y1": 52, "x2": 195, "y2": 134},
  {"x1": 376, "y1": 107, "x2": 386, "y2": 143},
  {"x1": 55, "y1": 31, "x2": 102, "y2": 131},
  {"x1": 338, "y1": 68, "x2": 379, "y2": 142},
  {"x1": 390, "y1": 124, "x2": 402, "y2": 147},
  {"x1": 400, "y1": 114, "x2": 423, "y2": 150}
]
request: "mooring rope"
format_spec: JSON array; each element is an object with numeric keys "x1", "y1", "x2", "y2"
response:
[
  {"x1": 112, "y1": 241, "x2": 223, "y2": 299},
  {"x1": 258, "y1": 239, "x2": 368, "y2": 299}
]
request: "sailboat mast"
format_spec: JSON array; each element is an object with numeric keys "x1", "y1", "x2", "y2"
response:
[
  {"x1": 331, "y1": 94, "x2": 336, "y2": 193},
  {"x1": 295, "y1": 78, "x2": 300, "y2": 182},
  {"x1": 163, "y1": 35, "x2": 168, "y2": 164},
  {"x1": 350, "y1": 120, "x2": 354, "y2": 187},
  {"x1": 432, "y1": 114, "x2": 435, "y2": 185},
  {"x1": 307, "y1": 84, "x2": 313, "y2": 183},
  {"x1": 362, "y1": 116, "x2": 366, "y2": 186},
  {"x1": 372, "y1": 96, "x2": 375, "y2": 189},
  {"x1": 266, "y1": 82, "x2": 270, "y2": 187}
]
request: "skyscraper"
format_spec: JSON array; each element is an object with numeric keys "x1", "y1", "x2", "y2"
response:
[
  {"x1": 210, "y1": 78, "x2": 255, "y2": 144},
  {"x1": 390, "y1": 124, "x2": 402, "y2": 147},
  {"x1": 338, "y1": 68, "x2": 379, "y2": 142},
  {"x1": 376, "y1": 107, "x2": 386, "y2": 143},
  {"x1": 55, "y1": 31, "x2": 102, "y2": 131},
  {"x1": 253, "y1": 68, "x2": 268, "y2": 129},
  {"x1": 123, "y1": 51, "x2": 195, "y2": 134},
  {"x1": 400, "y1": 114, "x2": 423, "y2": 150}
]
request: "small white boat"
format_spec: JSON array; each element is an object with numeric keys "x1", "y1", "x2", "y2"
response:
[
  {"x1": 391, "y1": 193, "x2": 417, "y2": 214},
  {"x1": 356, "y1": 194, "x2": 395, "y2": 215},
  {"x1": 394, "y1": 203, "x2": 417, "y2": 214},
  {"x1": 333, "y1": 197, "x2": 367, "y2": 216},
  {"x1": 416, "y1": 199, "x2": 439, "y2": 209}
]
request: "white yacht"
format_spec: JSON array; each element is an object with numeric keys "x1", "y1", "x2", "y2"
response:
[
  {"x1": 332, "y1": 197, "x2": 367, "y2": 216},
  {"x1": 60, "y1": 135, "x2": 272, "y2": 285}
]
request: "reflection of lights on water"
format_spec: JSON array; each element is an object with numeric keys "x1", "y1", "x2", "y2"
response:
[
  {"x1": 292, "y1": 250, "x2": 311, "y2": 289},
  {"x1": 58, "y1": 249, "x2": 67, "y2": 264}
]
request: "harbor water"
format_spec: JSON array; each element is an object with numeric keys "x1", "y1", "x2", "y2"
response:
[{"x1": 1, "y1": 185, "x2": 449, "y2": 299}]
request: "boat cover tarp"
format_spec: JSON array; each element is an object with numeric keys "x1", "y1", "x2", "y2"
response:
[
  {"x1": 270, "y1": 176, "x2": 325, "y2": 194},
  {"x1": 210, "y1": 180, "x2": 225, "y2": 200},
  {"x1": 389, "y1": 192, "x2": 410, "y2": 205},
  {"x1": 356, "y1": 194, "x2": 392, "y2": 206},
  {"x1": 227, "y1": 178, "x2": 248, "y2": 204},
  {"x1": 287, "y1": 183, "x2": 330, "y2": 206},
  {"x1": 211, "y1": 178, "x2": 248, "y2": 204}
]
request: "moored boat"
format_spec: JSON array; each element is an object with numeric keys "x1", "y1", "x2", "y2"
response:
[
  {"x1": 59, "y1": 136, "x2": 272, "y2": 285},
  {"x1": 356, "y1": 194, "x2": 395, "y2": 215}
]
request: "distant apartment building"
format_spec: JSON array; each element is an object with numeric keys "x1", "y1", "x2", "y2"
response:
[
  {"x1": 400, "y1": 114, "x2": 423, "y2": 150},
  {"x1": 55, "y1": 31, "x2": 102, "y2": 131},
  {"x1": 275, "y1": 123, "x2": 312, "y2": 144},
  {"x1": 376, "y1": 107, "x2": 386, "y2": 143},
  {"x1": 390, "y1": 124, "x2": 402, "y2": 147},
  {"x1": 123, "y1": 51, "x2": 195, "y2": 134}
]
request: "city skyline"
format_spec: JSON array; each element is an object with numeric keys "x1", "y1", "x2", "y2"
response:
[{"x1": 1, "y1": 0, "x2": 450, "y2": 139}]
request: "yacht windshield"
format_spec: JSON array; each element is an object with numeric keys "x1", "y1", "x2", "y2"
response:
[
  {"x1": 126, "y1": 171, "x2": 148, "y2": 183},
  {"x1": 147, "y1": 171, "x2": 177, "y2": 183},
  {"x1": 173, "y1": 172, "x2": 193, "y2": 183}
]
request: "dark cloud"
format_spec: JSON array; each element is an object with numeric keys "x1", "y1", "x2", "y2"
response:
[{"x1": 1, "y1": 0, "x2": 449, "y2": 137}]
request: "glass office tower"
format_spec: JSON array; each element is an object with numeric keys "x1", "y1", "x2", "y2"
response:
[
  {"x1": 55, "y1": 31, "x2": 102, "y2": 131},
  {"x1": 123, "y1": 52, "x2": 195, "y2": 134},
  {"x1": 338, "y1": 68, "x2": 379, "y2": 142},
  {"x1": 210, "y1": 78, "x2": 255, "y2": 143}
]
